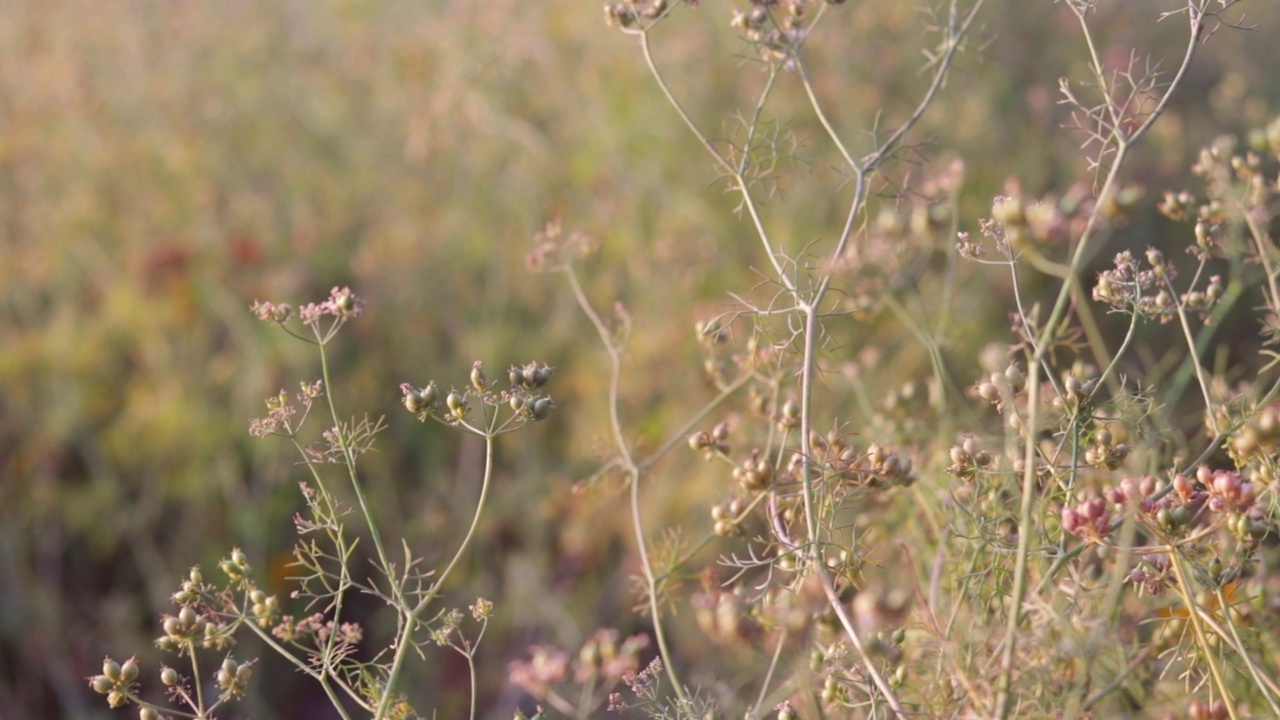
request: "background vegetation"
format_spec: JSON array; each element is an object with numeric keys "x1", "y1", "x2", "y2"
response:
[{"x1": 3, "y1": 0, "x2": 1280, "y2": 718}]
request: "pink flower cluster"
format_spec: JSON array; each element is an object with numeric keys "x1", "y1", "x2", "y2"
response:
[
  {"x1": 1127, "y1": 554, "x2": 1173, "y2": 595},
  {"x1": 1191, "y1": 467, "x2": 1257, "y2": 514},
  {"x1": 508, "y1": 629, "x2": 650, "y2": 701},
  {"x1": 1061, "y1": 497, "x2": 1112, "y2": 538},
  {"x1": 1102, "y1": 475, "x2": 1159, "y2": 511},
  {"x1": 251, "y1": 287, "x2": 364, "y2": 325}
]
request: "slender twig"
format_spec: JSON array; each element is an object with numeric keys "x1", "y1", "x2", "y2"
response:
[
  {"x1": 562, "y1": 265, "x2": 689, "y2": 703},
  {"x1": 375, "y1": 434, "x2": 495, "y2": 719},
  {"x1": 994, "y1": 7, "x2": 1208, "y2": 716},
  {"x1": 1166, "y1": 549, "x2": 1239, "y2": 720}
]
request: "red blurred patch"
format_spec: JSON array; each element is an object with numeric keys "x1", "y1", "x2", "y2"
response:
[
  {"x1": 140, "y1": 242, "x2": 192, "y2": 294},
  {"x1": 229, "y1": 233, "x2": 262, "y2": 267}
]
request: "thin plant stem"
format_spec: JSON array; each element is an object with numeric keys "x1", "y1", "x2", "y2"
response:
[
  {"x1": 1166, "y1": 548, "x2": 1239, "y2": 720},
  {"x1": 751, "y1": 631, "x2": 789, "y2": 719},
  {"x1": 634, "y1": 27, "x2": 792, "y2": 289},
  {"x1": 562, "y1": 264, "x2": 689, "y2": 703},
  {"x1": 315, "y1": 335, "x2": 403, "y2": 631},
  {"x1": 1164, "y1": 272, "x2": 1219, "y2": 434},
  {"x1": 796, "y1": 301, "x2": 905, "y2": 715},
  {"x1": 375, "y1": 433, "x2": 495, "y2": 720},
  {"x1": 994, "y1": 7, "x2": 1208, "y2": 715},
  {"x1": 1214, "y1": 587, "x2": 1280, "y2": 716},
  {"x1": 240, "y1": 620, "x2": 363, "y2": 719}
]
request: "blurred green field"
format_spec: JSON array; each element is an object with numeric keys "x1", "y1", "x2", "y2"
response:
[{"x1": 2, "y1": 1, "x2": 1279, "y2": 718}]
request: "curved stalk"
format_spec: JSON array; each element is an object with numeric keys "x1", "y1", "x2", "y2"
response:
[
  {"x1": 374, "y1": 434, "x2": 496, "y2": 720},
  {"x1": 563, "y1": 265, "x2": 689, "y2": 703}
]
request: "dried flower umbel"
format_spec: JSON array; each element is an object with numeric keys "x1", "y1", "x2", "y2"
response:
[{"x1": 94, "y1": 287, "x2": 556, "y2": 720}]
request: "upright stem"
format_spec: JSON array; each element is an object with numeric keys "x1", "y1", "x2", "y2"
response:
[
  {"x1": 317, "y1": 340, "x2": 395, "y2": 591},
  {"x1": 375, "y1": 435, "x2": 495, "y2": 720},
  {"x1": 563, "y1": 266, "x2": 688, "y2": 702},
  {"x1": 993, "y1": 8, "x2": 1207, "y2": 715}
]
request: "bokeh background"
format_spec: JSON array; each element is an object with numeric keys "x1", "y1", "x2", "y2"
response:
[{"x1": 2, "y1": 0, "x2": 1278, "y2": 718}]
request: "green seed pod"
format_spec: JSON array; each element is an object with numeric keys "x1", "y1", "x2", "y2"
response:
[
  {"x1": 403, "y1": 391, "x2": 424, "y2": 413},
  {"x1": 91, "y1": 675, "x2": 114, "y2": 694},
  {"x1": 782, "y1": 398, "x2": 800, "y2": 420},
  {"x1": 178, "y1": 606, "x2": 197, "y2": 629},
  {"x1": 103, "y1": 659, "x2": 122, "y2": 683},
  {"x1": 446, "y1": 392, "x2": 464, "y2": 412},
  {"x1": 1145, "y1": 247, "x2": 1165, "y2": 269},
  {"x1": 739, "y1": 469, "x2": 766, "y2": 491},
  {"x1": 1170, "y1": 505, "x2": 1192, "y2": 527},
  {"x1": 809, "y1": 648, "x2": 825, "y2": 671},
  {"x1": 1084, "y1": 446, "x2": 1103, "y2": 466},
  {"x1": 163, "y1": 616, "x2": 182, "y2": 637},
  {"x1": 1224, "y1": 514, "x2": 1240, "y2": 537},
  {"x1": 1004, "y1": 362, "x2": 1024, "y2": 388},
  {"x1": 120, "y1": 658, "x2": 139, "y2": 684},
  {"x1": 821, "y1": 675, "x2": 840, "y2": 704},
  {"x1": 140, "y1": 707, "x2": 159, "y2": 720},
  {"x1": 470, "y1": 363, "x2": 487, "y2": 391},
  {"x1": 531, "y1": 397, "x2": 553, "y2": 420},
  {"x1": 712, "y1": 422, "x2": 730, "y2": 442},
  {"x1": 756, "y1": 462, "x2": 774, "y2": 483},
  {"x1": 1234, "y1": 431, "x2": 1261, "y2": 457},
  {"x1": 161, "y1": 667, "x2": 179, "y2": 686},
  {"x1": 336, "y1": 291, "x2": 355, "y2": 313},
  {"x1": 1258, "y1": 408, "x2": 1279, "y2": 439},
  {"x1": 532, "y1": 366, "x2": 554, "y2": 387}
]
